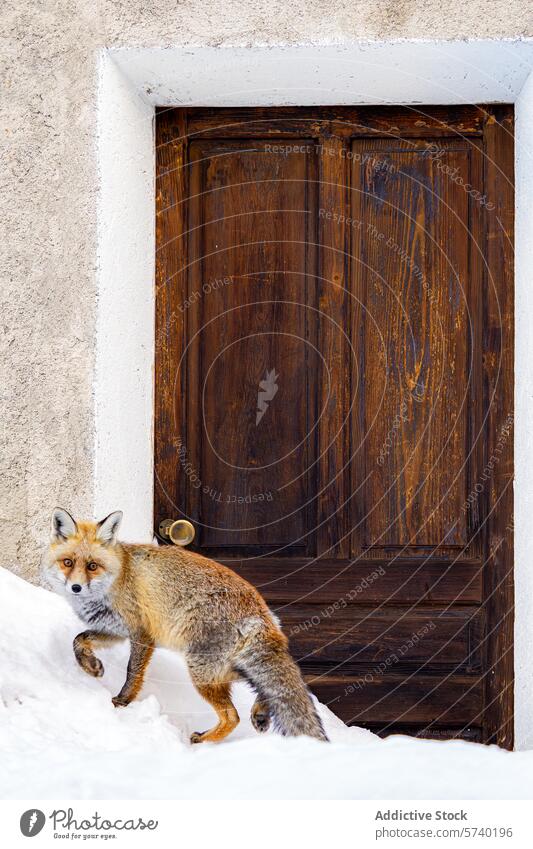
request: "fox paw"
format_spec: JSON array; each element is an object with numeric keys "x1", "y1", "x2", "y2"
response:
[
  {"x1": 251, "y1": 711, "x2": 271, "y2": 733},
  {"x1": 112, "y1": 695, "x2": 130, "y2": 708},
  {"x1": 79, "y1": 654, "x2": 104, "y2": 678}
]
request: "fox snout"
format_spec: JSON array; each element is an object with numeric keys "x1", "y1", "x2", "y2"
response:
[
  {"x1": 61, "y1": 570, "x2": 91, "y2": 595},
  {"x1": 50, "y1": 563, "x2": 109, "y2": 599}
]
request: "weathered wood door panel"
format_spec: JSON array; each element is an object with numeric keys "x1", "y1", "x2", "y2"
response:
[
  {"x1": 350, "y1": 139, "x2": 483, "y2": 556},
  {"x1": 155, "y1": 106, "x2": 514, "y2": 747},
  {"x1": 185, "y1": 139, "x2": 319, "y2": 553}
]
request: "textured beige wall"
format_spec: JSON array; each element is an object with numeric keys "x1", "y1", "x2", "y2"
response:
[{"x1": 1, "y1": 1, "x2": 533, "y2": 579}]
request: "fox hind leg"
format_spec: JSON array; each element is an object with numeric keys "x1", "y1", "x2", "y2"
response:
[
  {"x1": 73, "y1": 630, "x2": 124, "y2": 678},
  {"x1": 251, "y1": 696, "x2": 271, "y2": 733},
  {"x1": 190, "y1": 682, "x2": 239, "y2": 744}
]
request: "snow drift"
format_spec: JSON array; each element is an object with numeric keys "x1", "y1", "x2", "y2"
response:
[{"x1": 0, "y1": 567, "x2": 531, "y2": 799}]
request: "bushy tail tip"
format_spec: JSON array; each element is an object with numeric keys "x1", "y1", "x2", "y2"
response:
[{"x1": 235, "y1": 636, "x2": 328, "y2": 742}]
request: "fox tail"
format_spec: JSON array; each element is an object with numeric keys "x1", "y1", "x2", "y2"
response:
[{"x1": 234, "y1": 629, "x2": 328, "y2": 742}]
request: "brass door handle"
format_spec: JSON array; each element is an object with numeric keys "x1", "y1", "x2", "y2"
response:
[{"x1": 159, "y1": 519, "x2": 195, "y2": 546}]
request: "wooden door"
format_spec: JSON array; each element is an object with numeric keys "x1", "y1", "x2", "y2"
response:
[{"x1": 155, "y1": 106, "x2": 514, "y2": 747}]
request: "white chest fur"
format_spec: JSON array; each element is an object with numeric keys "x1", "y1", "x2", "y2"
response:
[{"x1": 70, "y1": 594, "x2": 129, "y2": 637}]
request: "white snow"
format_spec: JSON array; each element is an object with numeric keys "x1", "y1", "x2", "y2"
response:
[{"x1": 0, "y1": 567, "x2": 531, "y2": 799}]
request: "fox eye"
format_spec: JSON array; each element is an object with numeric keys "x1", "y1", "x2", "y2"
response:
[
  {"x1": 87, "y1": 562, "x2": 98, "y2": 572},
  {"x1": 63, "y1": 558, "x2": 73, "y2": 568}
]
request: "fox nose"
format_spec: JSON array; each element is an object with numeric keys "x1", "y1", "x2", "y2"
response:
[{"x1": 71, "y1": 584, "x2": 82, "y2": 594}]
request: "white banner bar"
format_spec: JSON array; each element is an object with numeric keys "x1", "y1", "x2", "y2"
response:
[{"x1": 1, "y1": 800, "x2": 531, "y2": 848}]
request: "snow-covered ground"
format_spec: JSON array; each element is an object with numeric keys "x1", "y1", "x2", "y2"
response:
[{"x1": 0, "y1": 566, "x2": 532, "y2": 799}]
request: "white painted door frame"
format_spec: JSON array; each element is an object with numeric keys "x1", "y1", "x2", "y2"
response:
[{"x1": 96, "y1": 39, "x2": 533, "y2": 748}]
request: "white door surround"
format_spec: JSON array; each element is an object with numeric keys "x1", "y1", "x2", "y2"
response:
[{"x1": 96, "y1": 39, "x2": 533, "y2": 748}]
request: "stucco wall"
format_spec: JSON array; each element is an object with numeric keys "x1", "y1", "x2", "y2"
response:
[{"x1": 2, "y1": 1, "x2": 533, "y2": 579}]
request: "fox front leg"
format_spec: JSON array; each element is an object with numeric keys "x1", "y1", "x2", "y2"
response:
[
  {"x1": 73, "y1": 630, "x2": 124, "y2": 678},
  {"x1": 112, "y1": 632, "x2": 155, "y2": 707}
]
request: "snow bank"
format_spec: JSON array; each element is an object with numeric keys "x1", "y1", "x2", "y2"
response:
[{"x1": 0, "y1": 567, "x2": 531, "y2": 799}]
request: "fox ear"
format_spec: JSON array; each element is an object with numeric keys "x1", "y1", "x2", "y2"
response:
[
  {"x1": 96, "y1": 511, "x2": 123, "y2": 545},
  {"x1": 52, "y1": 508, "x2": 78, "y2": 541}
]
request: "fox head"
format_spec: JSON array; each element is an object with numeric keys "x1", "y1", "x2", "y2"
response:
[{"x1": 41, "y1": 508, "x2": 123, "y2": 600}]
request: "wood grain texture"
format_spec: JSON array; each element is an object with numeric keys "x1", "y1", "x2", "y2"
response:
[
  {"x1": 227, "y1": 558, "x2": 483, "y2": 604},
  {"x1": 183, "y1": 106, "x2": 486, "y2": 139},
  {"x1": 155, "y1": 106, "x2": 514, "y2": 746},
  {"x1": 482, "y1": 106, "x2": 515, "y2": 748},
  {"x1": 307, "y1": 673, "x2": 483, "y2": 725},
  {"x1": 155, "y1": 111, "x2": 189, "y2": 526},
  {"x1": 350, "y1": 139, "x2": 480, "y2": 554},
  {"x1": 186, "y1": 139, "x2": 318, "y2": 551},
  {"x1": 317, "y1": 130, "x2": 352, "y2": 556},
  {"x1": 285, "y1": 606, "x2": 483, "y2": 671}
]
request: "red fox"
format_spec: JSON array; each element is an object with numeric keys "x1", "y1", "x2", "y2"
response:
[{"x1": 41, "y1": 509, "x2": 328, "y2": 744}]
